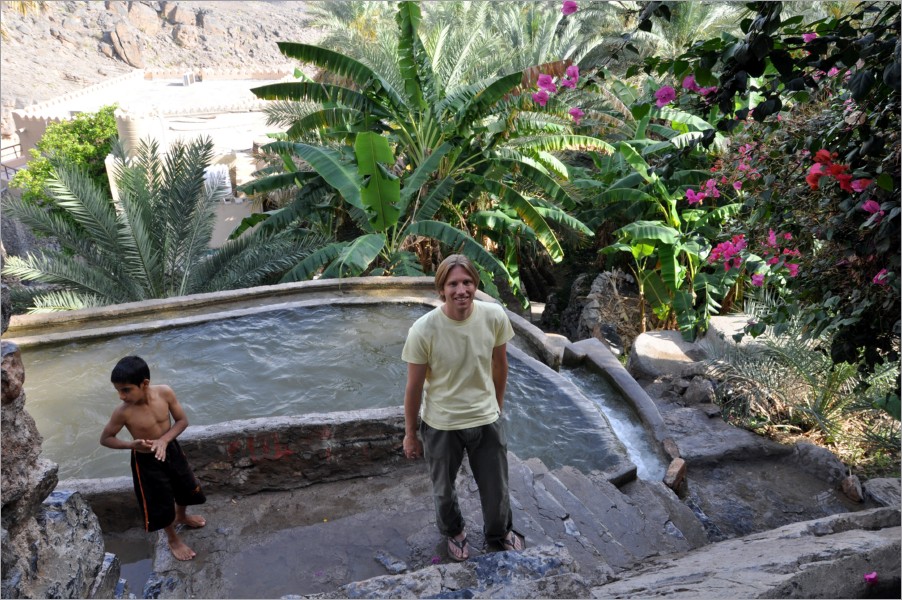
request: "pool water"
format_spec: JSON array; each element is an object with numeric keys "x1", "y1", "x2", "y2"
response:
[{"x1": 22, "y1": 303, "x2": 637, "y2": 480}]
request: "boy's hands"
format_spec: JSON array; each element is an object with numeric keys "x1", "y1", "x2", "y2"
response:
[
  {"x1": 132, "y1": 439, "x2": 153, "y2": 453},
  {"x1": 150, "y1": 439, "x2": 168, "y2": 461}
]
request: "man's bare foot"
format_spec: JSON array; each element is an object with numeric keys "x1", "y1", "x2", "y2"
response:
[
  {"x1": 168, "y1": 537, "x2": 197, "y2": 561},
  {"x1": 176, "y1": 514, "x2": 206, "y2": 528}
]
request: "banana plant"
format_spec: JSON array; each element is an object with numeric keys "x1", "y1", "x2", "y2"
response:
[
  {"x1": 238, "y1": 1, "x2": 603, "y2": 306},
  {"x1": 601, "y1": 141, "x2": 741, "y2": 338},
  {"x1": 253, "y1": 132, "x2": 518, "y2": 302}
]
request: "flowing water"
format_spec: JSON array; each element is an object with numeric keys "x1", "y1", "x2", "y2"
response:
[{"x1": 21, "y1": 303, "x2": 646, "y2": 480}]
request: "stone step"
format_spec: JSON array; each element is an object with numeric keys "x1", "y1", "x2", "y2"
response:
[
  {"x1": 617, "y1": 477, "x2": 709, "y2": 554},
  {"x1": 523, "y1": 457, "x2": 637, "y2": 573},
  {"x1": 506, "y1": 454, "x2": 608, "y2": 576},
  {"x1": 551, "y1": 465, "x2": 680, "y2": 561}
]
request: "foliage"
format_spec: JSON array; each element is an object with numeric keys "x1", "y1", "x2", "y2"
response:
[
  {"x1": 243, "y1": 1, "x2": 602, "y2": 307},
  {"x1": 2, "y1": 137, "x2": 329, "y2": 311},
  {"x1": 642, "y1": 1, "x2": 900, "y2": 374},
  {"x1": 704, "y1": 313, "x2": 899, "y2": 462},
  {"x1": 10, "y1": 105, "x2": 119, "y2": 208},
  {"x1": 599, "y1": 136, "x2": 742, "y2": 339}
]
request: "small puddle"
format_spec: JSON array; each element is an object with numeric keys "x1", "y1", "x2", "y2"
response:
[{"x1": 104, "y1": 531, "x2": 154, "y2": 595}]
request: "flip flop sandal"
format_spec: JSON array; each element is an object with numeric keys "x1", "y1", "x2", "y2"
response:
[
  {"x1": 447, "y1": 535, "x2": 470, "y2": 562},
  {"x1": 501, "y1": 530, "x2": 525, "y2": 552}
]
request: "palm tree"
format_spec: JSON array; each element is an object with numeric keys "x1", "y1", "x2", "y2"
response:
[
  {"x1": 2, "y1": 137, "x2": 329, "y2": 311},
  {"x1": 245, "y1": 2, "x2": 610, "y2": 307}
]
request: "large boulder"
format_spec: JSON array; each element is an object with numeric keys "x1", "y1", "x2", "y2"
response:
[
  {"x1": 109, "y1": 21, "x2": 145, "y2": 68},
  {"x1": 126, "y1": 2, "x2": 160, "y2": 36},
  {"x1": 1, "y1": 320, "x2": 111, "y2": 597}
]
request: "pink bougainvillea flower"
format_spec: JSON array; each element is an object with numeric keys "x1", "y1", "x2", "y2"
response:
[
  {"x1": 827, "y1": 67, "x2": 840, "y2": 77},
  {"x1": 783, "y1": 232, "x2": 793, "y2": 241},
  {"x1": 560, "y1": 77, "x2": 576, "y2": 89},
  {"x1": 682, "y1": 75, "x2": 700, "y2": 92},
  {"x1": 851, "y1": 178, "x2": 873, "y2": 193},
  {"x1": 786, "y1": 263, "x2": 800, "y2": 277},
  {"x1": 767, "y1": 229, "x2": 778, "y2": 247},
  {"x1": 802, "y1": 32, "x2": 818, "y2": 42},
  {"x1": 531, "y1": 90, "x2": 549, "y2": 106},
  {"x1": 537, "y1": 74, "x2": 557, "y2": 93},
  {"x1": 872, "y1": 269, "x2": 889, "y2": 285},
  {"x1": 861, "y1": 199, "x2": 882, "y2": 214},
  {"x1": 566, "y1": 64, "x2": 579, "y2": 81},
  {"x1": 733, "y1": 181, "x2": 742, "y2": 190},
  {"x1": 654, "y1": 85, "x2": 676, "y2": 107},
  {"x1": 751, "y1": 273, "x2": 765, "y2": 287},
  {"x1": 569, "y1": 106, "x2": 585, "y2": 125},
  {"x1": 864, "y1": 572, "x2": 879, "y2": 585},
  {"x1": 698, "y1": 86, "x2": 718, "y2": 96},
  {"x1": 561, "y1": 1, "x2": 578, "y2": 15},
  {"x1": 767, "y1": 256, "x2": 780, "y2": 266},
  {"x1": 686, "y1": 188, "x2": 705, "y2": 205}
]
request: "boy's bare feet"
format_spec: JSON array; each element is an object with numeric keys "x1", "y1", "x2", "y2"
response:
[
  {"x1": 168, "y1": 537, "x2": 197, "y2": 561},
  {"x1": 164, "y1": 525, "x2": 197, "y2": 561},
  {"x1": 177, "y1": 514, "x2": 206, "y2": 528}
]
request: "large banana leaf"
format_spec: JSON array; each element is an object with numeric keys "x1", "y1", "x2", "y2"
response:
[
  {"x1": 477, "y1": 178, "x2": 564, "y2": 262},
  {"x1": 238, "y1": 171, "x2": 317, "y2": 197},
  {"x1": 321, "y1": 233, "x2": 387, "y2": 278},
  {"x1": 617, "y1": 221, "x2": 680, "y2": 245},
  {"x1": 274, "y1": 43, "x2": 405, "y2": 112},
  {"x1": 355, "y1": 132, "x2": 401, "y2": 230},
  {"x1": 396, "y1": 1, "x2": 427, "y2": 111},
  {"x1": 509, "y1": 134, "x2": 616, "y2": 155},
  {"x1": 280, "y1": 241, "x2": 349, "y2": 282},
  {"x1": 533, "y1": 205, "x2": 593, "y2": 236},
  {"x1": 285, "y1": 108, "x2": 365, "y2": 140},
  {"x1": 251, "y1": 82, "x2": 384, "y2": 117},
  {"x1": 264, "y1": 141, "x2": 363, "y2": 210},
  {"x1": 657, "y1": 242, "x2": 684, "y2": 293},
  {"x1": 440, "y1": 71, "x2": 523, "y2": 127},
  {"x1": 403, "y1": 219, "x2": 513, "y2": 289},
  {"x1": 496, "y1": 159, "x2": 575, "y2": 209},
  {"x1": 412, "y1": 176, "x2": 455, "y2": 221},
  {"x1": 397, "y1": 141, "x2": 455, "y2": 215}
]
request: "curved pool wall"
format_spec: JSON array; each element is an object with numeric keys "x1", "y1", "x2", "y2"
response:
[{"x1": 6, "y1": 276, "x2": 672, "y2": 532}]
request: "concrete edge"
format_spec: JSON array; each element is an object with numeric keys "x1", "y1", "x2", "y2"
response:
[{"x1": 6, "y1": 276, "x2": 437, "y2": 335}]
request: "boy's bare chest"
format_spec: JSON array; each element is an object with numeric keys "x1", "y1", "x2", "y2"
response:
[{"x1": 125, "y1": 402, "x2": 170, "y2": 436}]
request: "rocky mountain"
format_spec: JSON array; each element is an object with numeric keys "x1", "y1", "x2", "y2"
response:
[{"x1": 0, "y1": 0, "x2": 324, "y2": 136}]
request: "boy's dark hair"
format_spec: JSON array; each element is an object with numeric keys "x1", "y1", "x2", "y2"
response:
[{"x1": 111, "y1": 356, "x2": 151, "y2": 385}]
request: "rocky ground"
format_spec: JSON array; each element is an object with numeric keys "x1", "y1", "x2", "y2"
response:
[{"x1": 0, "y1": 0, "x2": 324, "y2": 135}]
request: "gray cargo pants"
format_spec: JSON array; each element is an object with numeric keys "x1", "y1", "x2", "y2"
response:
[{"x1": 420, "y1": 418, "x2": 513, "y2": 546}]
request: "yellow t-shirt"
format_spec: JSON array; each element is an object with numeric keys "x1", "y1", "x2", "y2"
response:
[{"x1": 401, "y1": 299, "x2": 514, "y2": 430}]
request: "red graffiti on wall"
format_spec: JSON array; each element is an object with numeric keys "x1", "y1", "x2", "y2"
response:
[{"x1": 226, "y1": 433, "x2": 295, "y2": 462}]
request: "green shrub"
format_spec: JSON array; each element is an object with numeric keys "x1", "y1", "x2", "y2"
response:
[{"x1": 10, "y1": 105, "x2": 118, "y2": 207}]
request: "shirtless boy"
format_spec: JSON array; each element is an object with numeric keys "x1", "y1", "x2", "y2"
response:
[{"x1": 100, "y1": 356, "x2": 206, "y2": 560}]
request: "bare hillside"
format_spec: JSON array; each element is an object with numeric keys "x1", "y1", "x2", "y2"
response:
[{"x1": 0, "y1": 0, "x2": 324, "y2": 135}]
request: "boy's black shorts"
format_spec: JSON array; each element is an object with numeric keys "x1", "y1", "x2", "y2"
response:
[{"x1": 131, "y1": 439, "x2": 206, "y2": 532}]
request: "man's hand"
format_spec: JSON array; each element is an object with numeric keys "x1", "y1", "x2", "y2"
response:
[{"x1": 403, "y1": 433, "x2": 422, "y2": 460}]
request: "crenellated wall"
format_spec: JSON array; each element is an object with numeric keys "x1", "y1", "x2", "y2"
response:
[{"x1": 11, "y1": 67, "x2": 294, "y2": 154}]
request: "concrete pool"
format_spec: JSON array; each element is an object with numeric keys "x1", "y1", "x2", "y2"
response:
[{"x1": 7, "y1": 276, "x2": 669, "y2": 489}]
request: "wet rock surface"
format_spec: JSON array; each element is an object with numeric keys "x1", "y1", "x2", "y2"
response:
[{"x1": 1, "y1": 297, "x2": 109, "y2": 598}]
